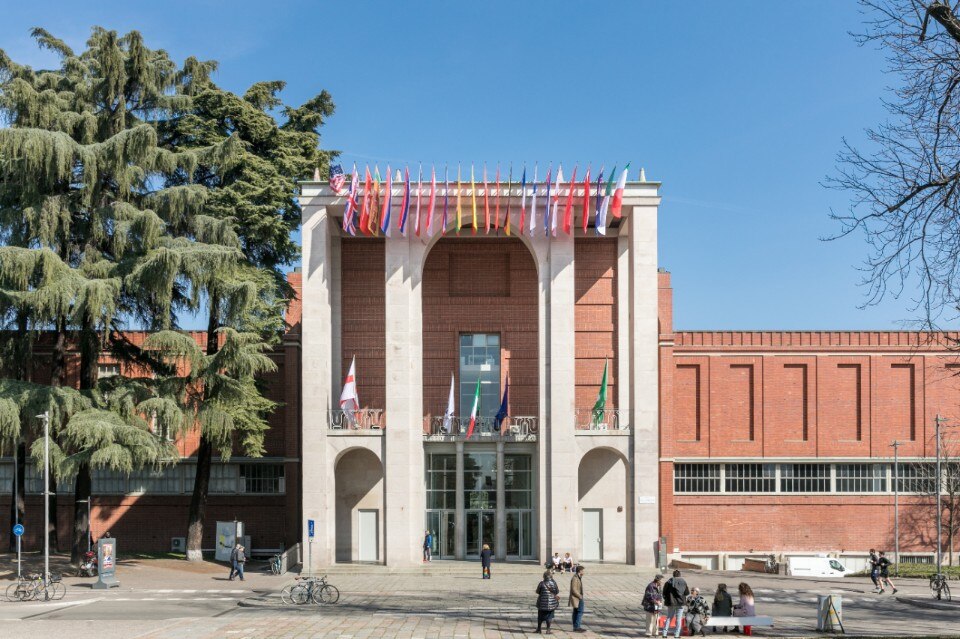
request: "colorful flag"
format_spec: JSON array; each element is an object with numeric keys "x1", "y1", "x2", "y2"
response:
[
  {"x1": 611, "y1": 163, "x2": 630, "y2": 218},
  {"x1": 597, "y1": 165, "x2": 616, "y2": 236},
  {"x1": 328, "y1": 164, "x2": 346, "y2": 194},
  {"x1": 343, "y1": 163, "x2": 359, "y2": 236},
  {"x1": 442, "y1": 164, "x2": 450, "y2": 235},
  {"x1": 563, "y1": 165, "x2": 577, "y2": 235},
  {"x1": 427, "y1": 165, "x2": 437, "y2": 237},
  {"x1": 550, "y1": 165, "x2": 562, "y2": 237},
  {"x1": 543, "y1": 164, "x2": 552, "y2": 237},
  {"x1": 470, "y1": 164, "x2": 478, "y2": 234},
  {"x1": 591, "y1": 359, "x2": 608, "y2": 427},
  {"x1": 442, "y1": 373, "x2": 456, "y2": 434},
  {"x1": 519, "y1": 165, "x2": 528, "y2": 234},
  {"x1": 594, "y1": 166, "x2": 604, "y2": 227},
  {"x1": 466, "y1": 377, "x2": 482, "y2": 439},
  {"x1": 381, "y1": 165, "x2": 392, "y2": 236},
  {"x1": 339, "y1": 355, "x2": 359, "y2": 425},
  {"x1": 399, "y1": 166, "x2": 411, "y2": 235},
  {"x1": 370, "y1": 166, "x2": 382, "y2": 236},
  {"x1": 483, "y1": 165, "x2": 491, "y2": 233},
  {"x1": 414, "y1": 163, "x2": 423, "y2": 237},
  {"x1": 456, "y1": 163, "x2": 463, "y2": 234},
  {"x1": 581, "y1": 166, "x2": 591, "y2": 234},
  {"x1": 359, "y1": 166, "x2": 372, "y2": 235},
  {"x1": 504, "y1": 164, "x2": 513, "y2": 236},
  {"x1": 493, "y1": 164, "x2": 501, "y2": 232},
  {"x1": 529, "y1": 164, "x2": 538, "y2": 236},
  {"x1": 494, "y1": 379, "x2": 509, "y2": 432}
]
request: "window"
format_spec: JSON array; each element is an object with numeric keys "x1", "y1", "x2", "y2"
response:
[
  {"x1": 0, "y1": 463, "x2": 12, "y2": 493},
  {"x1": 896, "y1": 463, "x2": 936, "y2": 493},
  {"x1": 780, "y1": 464, "x2": 830, "y2": 493},
  {"x1": 240, "y1": 464, "x2": 285, "y2": 494},
  {"x1": 504, "y1": 454, "x2": 532, "y2": 508},
  {"x1": 426, "y1": 454, "x2": 456, "y2": 509},
  {"x1": 92, "y1": 468, "x2": 127, "y2": 494},
  {"x1": 209, "y1": 464, "x2": 240, "y2": 494},
  {"x1": 725, "y1": 463, "x2": 776, "y2": 493},
  {"x1": 127, "y1": 467, "x2": 182, "y2": 494},
  {"x1": 901, "y1": 554, "x2": 934, "y2": 564},
  {"x1": 674, "y1": 464, "x2": 721, "y2": 493},
  {"x1": 836, "y1": 464, "x2": 886, "y2": 492},
  {"x1": 459, "y1": 334, "x2": 501, "y2": 420},
  {"x1": 97, "y1": 364, "x2": 120, "y2": 379},
  {"x1": 464, "y1": 452, "x2": 497, "y2": 509},
  {"x1": 829, "y1": 559, "x2": 846, "y2": 572}
]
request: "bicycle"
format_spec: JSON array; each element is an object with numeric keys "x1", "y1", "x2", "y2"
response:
[
  {"x1": 5, "y1": 573, "x2": 65, "y2": 602},
  {"x1": 270, "y1": 553, "x2": 282, "y2": 575},
  {"x1": 286, "y1": 575, "x2": 339, "y2": 605},
  {"x1": 930, "y1": 573, "x2": 951, "y2": 601}
]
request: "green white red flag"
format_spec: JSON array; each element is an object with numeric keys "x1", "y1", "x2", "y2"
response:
[{"x1": 466, "y1": 378, "x2": 482, "y2": 438}]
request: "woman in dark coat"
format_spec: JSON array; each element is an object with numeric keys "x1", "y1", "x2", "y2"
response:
[
  {"x1": 480, "y1": 544, "x2": 493, "y2": 579},
  {"x1": 711, "y1": 583, "x2": 733, "y2": 633},
  {"x1": 535, "y1": 570, "x2": 560, "y2": 634}
]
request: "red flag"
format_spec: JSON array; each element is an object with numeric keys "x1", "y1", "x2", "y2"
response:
[
  {"x1": 562, "y1": 165, "x2": 577, "y2": 235},
  {"x1": 483, "y1": 165, "x2": 491, "y2": 233},
  {"x1": 493, "y1": 164, "x2": 501, "y2": 231},
  {"x1": 581, "y1": 166, "x2": 591, "y2": 233},
  {"x1": 359, "y1": 166, "x2": 372, "y2": 235}
]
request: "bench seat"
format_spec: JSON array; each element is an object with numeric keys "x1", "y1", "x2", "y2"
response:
[{"x1": 703, "y1": 616, "x2": 774, "y2": 627}]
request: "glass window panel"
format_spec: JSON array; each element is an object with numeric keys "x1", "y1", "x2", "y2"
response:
[
  {"x1": 459, "y1": 334, "x2": 501, "y2": 418},
  {"x1": 780, "y1": 464, "x2": 830, "y2": 493},
  {"x1": 724, "y1": 463, "x2": 776, "y2": 493},
  {"x1": 505, "y1": 491, "x2": 531, "y2": 508},
  {"x1": 836, "y1": 464, "x2": 886, "y2": 492},
  {"x1": 673, "y1": 464, "x2": 721, "y2": 493},
  {"x1": 896, "y1": 463, "x2": 936, "y2": 493}
]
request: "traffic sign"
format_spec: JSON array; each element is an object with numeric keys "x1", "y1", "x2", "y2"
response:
[
  {"x1": 12, "y1": 524, "x2": 24, "y2": 537},
  {"x1": 307, "y1": 519, "x2": 315, "y2": 540}
]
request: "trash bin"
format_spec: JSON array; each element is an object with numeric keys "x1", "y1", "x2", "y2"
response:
[{"x1": 817, "y1": 594, "x2": 842, "y2": 632}]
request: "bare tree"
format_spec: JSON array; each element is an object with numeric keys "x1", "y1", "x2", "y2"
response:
[
  {"x1": 899, "y1": 438, "x2": 960, "y2": 565},
  {"x1": 830, "y1": 1, "x2": 960, "y2": 326}
]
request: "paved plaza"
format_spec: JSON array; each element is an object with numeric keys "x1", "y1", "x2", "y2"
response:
[{"x1": 0, "y1": 556, "x2": 958, "y2": 638}]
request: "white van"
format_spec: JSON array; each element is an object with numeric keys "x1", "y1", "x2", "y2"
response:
[{"x1": 787, "y1": 556, "x2": 847, "y2": 578}]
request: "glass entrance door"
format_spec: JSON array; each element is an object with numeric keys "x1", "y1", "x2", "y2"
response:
[
  {"x1": 426, "y1": 510, "x2": 456, "y2": 559},
  {"x1": 506, "y1": 510, "x2": 535, "y2": 559},
  {"x1": 466, "y1": 510, "x2": 495, "y2": 557}
]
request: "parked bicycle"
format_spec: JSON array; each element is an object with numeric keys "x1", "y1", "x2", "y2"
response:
[
  {"x1": 5, "y1": 573, "x2": 66, "y2": 602},
  {"x1": 280, "y1": 575, "x2": 339, "y2": 605},
  {"x1": 270, "y1": 553, "x2": 282, "y2": 576},
  {"x1": 930, "y1": 573, "x2": 951, "y2": 601},
  {"x1": 764, "y1": 554, "x2": 780, "y2": 574}
]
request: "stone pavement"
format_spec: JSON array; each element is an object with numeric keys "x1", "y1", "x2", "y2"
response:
[{"x1": 1, "y1": 557, "x2": 958, "y2": 638}]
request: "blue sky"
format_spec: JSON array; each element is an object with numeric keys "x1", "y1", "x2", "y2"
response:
[{"x1": 2, "y1": 1, "x2": 916, "y2": 329}]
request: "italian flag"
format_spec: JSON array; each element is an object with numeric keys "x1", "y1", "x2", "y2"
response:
[
  {"x1": 611, "y1": 163, "x2": 630, "y2": 218},
  {"x1": 466, "y1": 378, "x2": 482, "y2": 438},
  {"x1": 591, "y1": 359, "x2": 608, "y2": 427}
]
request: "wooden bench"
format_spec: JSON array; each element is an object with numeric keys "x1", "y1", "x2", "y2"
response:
[{"x1": 704, "y1": 616, "x2": 774, "y2": 631}]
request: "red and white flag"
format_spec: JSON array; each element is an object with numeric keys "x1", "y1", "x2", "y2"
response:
[
  {"x1": 611, "y1": 163, "x2": 630, "y2": 218},
  {"x1": 339, "y1": 356, "x2": 359, "y2": 423}
]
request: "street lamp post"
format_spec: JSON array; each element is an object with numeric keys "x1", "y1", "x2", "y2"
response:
[
  {"x1": 13, "y1": 439, "x2": 20, "y2": 579},
  {"x1": 890, "y1": 440, "x2": 901, "y2": 577},
  {"x1": 934, "y1": 414, "x2": 947, "y2": 577}
]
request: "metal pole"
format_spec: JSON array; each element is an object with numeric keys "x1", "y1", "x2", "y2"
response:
[
  {"x1": 935, "y1": 415, "x2": 946, "y2": 576},
  {"x1": 41, "y1": 411, "x2": 50, "y2": 593},
  {"x1": 88, "y1": 499, "x2": 92, "y2": 553},
  {"x1": 14, "y1": 438, "x2": 20, "y2": 580},
  {"x1": 891, "y1": 440, "x2": 900, "y2": 577}
]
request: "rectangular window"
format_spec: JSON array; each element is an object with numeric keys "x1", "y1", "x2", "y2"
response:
[
  {"x1": 896, "y1": 463, "x2": 936, "y2": 493},
  {"x1": 780, "y1": 464, "x2": 830, "y2": 493},
  {"x1": 504, "y1": 454, "x2": 533, "y2": 509},
  {"x1": 127, "y1": 467, "x2": 182, "y2": 494},
  {"x1": 91, "y1": 468, "x2": 127, "y2": 494},
  {"x1": 240, "y1": 464, "x2": 285, "y2": 494},
  {"x1": 97, "y1": 364, "x2": 120, "y2": 379},
  {"x1": 459, "y1": 334, "x2": 501, "y2": 420},
  {"x1": 836, "y1": 463, "x2": 887, "y2": 492},
  {"x1": 426, "y1": 454, "x2": 456, "y2": 509},
  {"x1": 0, "y1": 463, "x2": 12, "y2": 493},
  {"x1": 209, "y1": 464, "x2": 240, "y2": 494},
  {"x1": 725, "y1": 463, "x2": 776, "y2": 493},
  {"x1": 463, "y1": 452, "x2": 497, "y2": 509},
  {"x1": 674, "y1": 463, "x2": 721, "y2": 493}
]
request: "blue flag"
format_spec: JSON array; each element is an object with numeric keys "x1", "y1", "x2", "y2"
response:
[{"x1": 494, "y1": 380, "x2": 509, "y2": 431}]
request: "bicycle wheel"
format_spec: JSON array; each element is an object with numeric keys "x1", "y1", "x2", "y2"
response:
[
  {"x1": 49, "y1": 582, "x2": 66, "y2": 601},
  {"x1": 943, "y1": 581, "x2": 951, "y2": 602},
  {"x1": 280, "y1": 584, "x2": 296, "y2": 604},
  {"x1": 271, "y1": 561, "x2": 281, "y2": 576},
  {"x1": 313, "y1": 584, "x2": 340, "y2": 605},
  {"x1": 5, "y1": 583, "x2": 25, "y2": 602},
  {"x1": 290, "y1": 584, "x2": 311, "y2": 605}
]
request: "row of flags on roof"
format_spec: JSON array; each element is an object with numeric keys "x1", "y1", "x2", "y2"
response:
[{"x1": 325, "y1": 163, "x2": 633, "y2": 238}]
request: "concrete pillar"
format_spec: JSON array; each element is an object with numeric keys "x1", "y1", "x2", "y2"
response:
[
  {"x1": 547, "y1": 235, "x2": 578, "y2": 557},
  {"x1": 455, "y1": 441, "x2": 465, "y2": 559},
  {"x1": 630, "y1": 207, "x2": 660, "y2": 567},
  {"x1": 383, "y1": 238, "x2": 427, "y2": 567},
  {"x1": 300, "y1": 205, "x2": 334, "y2": 569},
  {"x1": 495, "y1": 440, "x2": 506, "y2": 560},
  {"x1": 617, "y1": 233, "x2": 632, "y2": 429}
]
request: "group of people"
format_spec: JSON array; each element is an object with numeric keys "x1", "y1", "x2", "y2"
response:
[
  {"x1": 642, "y1": 571, "x2": 756, "y2": 637},
  {"x1": 549, "y1": 552, "x2": 576, "y2": 573},
  {"x1": 534, "y1": 565, "x2": 587, "y2": 633},
  {"x1": 868, "y1": 549, "x2": 897, "y2": 594}
]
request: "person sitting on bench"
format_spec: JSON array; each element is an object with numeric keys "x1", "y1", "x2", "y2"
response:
[{"x1": 733, "y1": 583, "x2": 756, "y2": 635}]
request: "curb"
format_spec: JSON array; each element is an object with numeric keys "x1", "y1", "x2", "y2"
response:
[{"x1": 895, "y1": 596, "x2": 958, "y2": 612}]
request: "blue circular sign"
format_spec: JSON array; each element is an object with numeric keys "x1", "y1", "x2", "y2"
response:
[{"x1": 12, "y1": 524, "x2": 24, "y2": 537}]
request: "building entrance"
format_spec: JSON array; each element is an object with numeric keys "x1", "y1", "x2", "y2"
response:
[
  {"x1": 466, "y1": 510, "x2": 495, "y2": 557},
  {"x1": 426, "y1": 510, "x2": 456, "y2": 559}
]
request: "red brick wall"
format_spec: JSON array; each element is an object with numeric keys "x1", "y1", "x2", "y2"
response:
[
  {"x1": 340, "y1": 239, "x2": 386, "y2": 410},
  {"x1": 575, "y1": 239, "x2": 618, "y2": 412},
  {"x1": 422, "y1": 238, "x2": 538, "y2": 417}
]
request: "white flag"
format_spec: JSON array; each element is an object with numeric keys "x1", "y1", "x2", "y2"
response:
[
  {"x1": 551, "y1": 165, "x2": 563, "y2": 237},
  {"x1": 442, "y1": 373, "x2": 456, "y2": 433},
  {"x1": 339, "y1": 356, "x2": 359, "y2": 423},
  {"x1": 529, "y1": 164, "x2": 538, "y2": 235}
]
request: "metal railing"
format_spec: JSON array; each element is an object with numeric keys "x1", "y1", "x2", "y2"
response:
[
  {"x1": 328, "y1": 409, "x2": 385, "y2": 430},
  {"x1": 423, "y1": 415, "x2": 539, "y2": 438},
  {"x1": 575, "y1": 408, "x2": 628, "y2": 431}
]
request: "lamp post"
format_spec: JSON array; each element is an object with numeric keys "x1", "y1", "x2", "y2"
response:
[
  {"x1": 37, "y1": 411, "x2": 50, "y2": 593},
  {"x1": 13, "y1": 439, "x2": 20, "y2": 579},
  {"x1": 934, "y1": 414, "x2": 948, "y2": 577},
  {"x1": 890, "y1": 440, "x2": 901, "y2": 576}
]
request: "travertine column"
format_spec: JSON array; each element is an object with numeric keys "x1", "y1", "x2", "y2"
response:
[
  {"x1": 300, "y1": 204, "x2": 334, "y2": 569},
  {"x1": 547, "y1": 235, "x2": 578, "y2": 557},
  {"x1": 383, "y1": 238, "x2": 427, "y2": 567},
  {"x1": 630, "y1": 207, "x2": 660, "y2": 567},
  {"x1": 495, "y1": 440, "x2": 506, "y2": 560}
]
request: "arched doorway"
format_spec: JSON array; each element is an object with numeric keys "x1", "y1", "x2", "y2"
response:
[
  {"x1": 578, "y1": 447, "x2": 629, "y2": 563},
  {"x1": 335, "y1": 448, "x2": 384, "y2": 563}
]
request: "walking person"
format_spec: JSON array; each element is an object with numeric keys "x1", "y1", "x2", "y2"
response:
[
  {"x1": 642, "y1": 574, "x2": 665, "y2": 637},
  {"x1": 662, "y1": 570, "x2": 689, "y2": 638},
  {"x1": 876, "y1": 551, "x2": 898, "y2": 594},
  {"x1": 685, "y1": 587, "x2": 710, "y2": 637},
  {"x1": 569, "y1": 565, "x2": 586, "y2": 632},
  {"x1": 733, "y1": 583, "x2": 756, "y2": 635},
  {"x1": 423, "y1": 530, "x2": 433, "y2": 562},
  {"x1": 234, "y1": 544, "x2": 247, "y2": 581},
  {"x1": 711, "y1": 583, "x2": 733, "y2": 633},
  {"x1": 228, "y1": 542, "x2": 241, "y2": 580},
  {"x1": 480, "y1": 543, "x2": 493, "y2": 579},
  {"x1": 868, "y1": 548, "x2": 881, "y2": 592},
  {"x1": 535, "y1": 570, "x2": 560, "y2": 634}
]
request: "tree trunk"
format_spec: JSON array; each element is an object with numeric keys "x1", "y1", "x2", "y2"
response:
[
  {"x1": 186, "y1": 302, "x2": 220, "y2": 562},
  {"x1": 71, "y1": 463, "x2": 91, "y2": 564},
  {"x1": 7, "y1": 442, "x2": 25, "y2": 553}
]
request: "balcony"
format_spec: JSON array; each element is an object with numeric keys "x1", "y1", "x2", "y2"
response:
[
  {"x1": 575, "y1": 408, "x2": 629, "y2": 434},
  {"x1": 328, "y1": 409, "x2": 385, "y2": 434},
  {"x1": 423, "y1": 415, "x2": 538, "y2": 442}
]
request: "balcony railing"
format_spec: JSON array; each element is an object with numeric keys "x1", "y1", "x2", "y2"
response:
[
  {"x1": 575, "y1": 408, "x2": 628, "y2": 432},
  {"x1": 328, "y1": 408, "x2": 385, "y2": 430},
  {"x1": 423, "y1": 415, "x2": 538, "y2": 439}
]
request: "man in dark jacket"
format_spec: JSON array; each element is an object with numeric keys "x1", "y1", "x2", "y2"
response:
[{"x1": 662, "y1": 570, "x2": 689, "y2": 638}]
